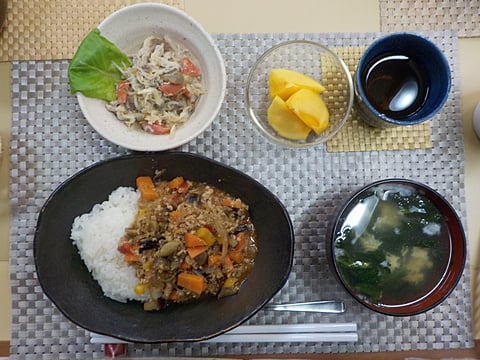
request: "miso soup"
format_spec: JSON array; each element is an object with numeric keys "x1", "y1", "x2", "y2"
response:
[{"x1": 334, "y1": 183, "x2": 451, "y2": 307}]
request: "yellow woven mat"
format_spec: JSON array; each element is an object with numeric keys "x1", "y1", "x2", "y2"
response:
[
  {"x1": 0, "y1": 0, "x2": 184, "y2": 61},
  {"x1": 380, "y1": 0, "x2": 480, "y2": 38},
  {"x1": 326, "y1": 46, "x2": 431, "y2": 152}
]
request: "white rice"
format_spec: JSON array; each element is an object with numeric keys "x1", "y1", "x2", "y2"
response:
[{"x1": 70, "y1": 187, "x2": 148, "y2": 303}]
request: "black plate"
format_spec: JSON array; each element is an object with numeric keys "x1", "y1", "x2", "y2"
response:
[{"x1": 34, "y1": 152, "x2": 294, "y2": 343}]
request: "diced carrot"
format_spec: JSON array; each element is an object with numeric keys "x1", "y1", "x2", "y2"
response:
[
  {"x1": 177, "y1": 272, "x2": 205, "y2": 295},
  {"x1": 124, "y1": 252, "x2": 139, "y2": 263},
  {"x1": 184, "y1": 232, "x2": 208, "y2": 248},
  {"x1": 179, "y1": 260, "x2": 191, "y2": 270},
  {"x1": 169, "y1": 289, "x2": 182, "y2": 301},
  {"x1": 179, "y1": 57, "x2": 201, "y2": 77},
  {"x1": 208, "y1": 254, "x2": 222, "y2": 267},
  {"x1": 169, "y1": 209, "x2": 183, "y2": 222},
  {"x1": 222, "y1": 198, "x2": 243, "y2": 209},
  {"x1": 221, "y1": 198, "x2": 232, "y2": 207},
  {"x1": 186, "y1": 245, "x2": 207, "y2": 259},
  {"x1": 168, "y1": 176, "x2": 185, "y2": 189},
  {"x1": 235, "y1": 232, "x2": 247, "y2": 251},
  {"x1": 136, "y1": 176, "x2": 158, "y2": 200},
  {"x1": 222, "y1": 254, "x2": 234, "y2": 273},
  {"x1": 167, "y1": 176, "x2": 188, "y2": 193},
  {"x1": 228, "y1": 250, "x2": 244, "y2": 264},
  {"x1": 116, "y1": 80, "x2": 130, "y2": 104}
]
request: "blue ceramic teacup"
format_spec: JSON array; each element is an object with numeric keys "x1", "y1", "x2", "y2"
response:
[{"x1": 354, "y1": 32, "x2": 451, "y2": 128}]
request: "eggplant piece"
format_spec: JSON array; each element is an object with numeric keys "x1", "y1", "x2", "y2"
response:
[{"x1": 139, "y1": 239, "x2": 159, "y2": 252}]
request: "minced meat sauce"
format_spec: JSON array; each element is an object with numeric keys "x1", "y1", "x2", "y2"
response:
[{"x1": 117, "y1": 175, "x2": 258, "y2": 311}]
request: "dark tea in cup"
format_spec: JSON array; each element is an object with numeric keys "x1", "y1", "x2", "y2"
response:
[
  {"x1": 355, "y1": 33, "x2": 450, "y2": 128},
  {"x1": 362, "y1": 54, "x2": 429, "y2": 120}
]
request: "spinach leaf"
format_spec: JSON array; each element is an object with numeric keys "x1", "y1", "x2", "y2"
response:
[
  {"x1": 68, "y1": 28, "x2": 132, "y2": 101},
  {"x1": 336, "y1": 254, "x2": 386, "y2": 302}
]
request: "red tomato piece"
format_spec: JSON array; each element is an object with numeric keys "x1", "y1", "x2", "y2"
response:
[
  {"x1": 116, "y1": 80, "x2": 130, "y2": 104},
  {"x1": 159, "y1": 83, "x2": 185, "y2": 96},
  {"x1": 179, "y1": 57, "x2": 201, "y2": 77},
  {"x1": 176, "y1": 180, "x2": 189, "y2": 194},
  {"x1": 182, "y1": 88, "x2": 192, "y2": 99},
  {"x1": 140, "y1": 121, "x2": 171, "y2": 135},
  {"x1": 117, "y1": 243, "x2": 131, "y2": 254}
]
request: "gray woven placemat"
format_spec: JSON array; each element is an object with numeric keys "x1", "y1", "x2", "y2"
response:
[
  {"x1": 9, "y1": 31, "x2": 472, "y2": 359},
  {"x1": 380, "y1": 0, "x2": 480, "y2": 37}
]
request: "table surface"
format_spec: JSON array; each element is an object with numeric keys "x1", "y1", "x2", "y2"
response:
[{"x1": 2, "y1": 0, "x2": 480, "y2": 357}]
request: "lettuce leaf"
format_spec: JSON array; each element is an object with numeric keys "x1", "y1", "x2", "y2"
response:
[{"x1": 68, "y1": 28, "x2": 132, "y2": 101}]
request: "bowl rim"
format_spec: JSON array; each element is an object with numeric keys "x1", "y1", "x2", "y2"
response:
[
  {"x1": 328, "y1": 178, "x2": 467, "y2": 316},
  {"x1": 76, "y1": 2, "x2": 226, "y2": 152},
  {"x1": 245, "y1": 39, "x2": 354, "y2": 148}
]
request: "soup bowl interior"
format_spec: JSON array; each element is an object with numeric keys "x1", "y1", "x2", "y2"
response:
[{"x1": 328, "y1": 178, "x2": 466, "y2": 316}]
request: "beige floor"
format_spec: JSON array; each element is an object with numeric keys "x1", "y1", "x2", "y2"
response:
[{"x1": 1, "y1": 0, "x2": 480, "y2": 346}]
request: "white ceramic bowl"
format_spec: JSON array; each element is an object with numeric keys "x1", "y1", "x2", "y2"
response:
[{"x1": 76, "y1": 3, "x2": 226, "y2": 151}]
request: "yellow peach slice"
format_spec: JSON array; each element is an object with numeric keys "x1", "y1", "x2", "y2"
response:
[
  {"x1": 285, "y1": 88, "x2": 330, "y2": 135},
  {"x1": 267, "y1": 96, "x2": 312, "y2": 140},
  {"x1": 269, "y1": 68, "x2": 326, "y2": 100}
]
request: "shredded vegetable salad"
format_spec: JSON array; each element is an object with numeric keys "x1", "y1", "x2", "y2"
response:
[{"x1": 106, "y1": 36, "x2": 205, "y2": 135}]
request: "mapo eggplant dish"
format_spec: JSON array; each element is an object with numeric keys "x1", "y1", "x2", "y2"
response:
[{"x1": 118, "y1": 175, "x2": 258, "y2": 311}]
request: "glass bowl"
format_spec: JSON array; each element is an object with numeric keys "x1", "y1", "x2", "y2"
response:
[{"x1": 245, "y1": 40, "x2": 354, "y2": 148}]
